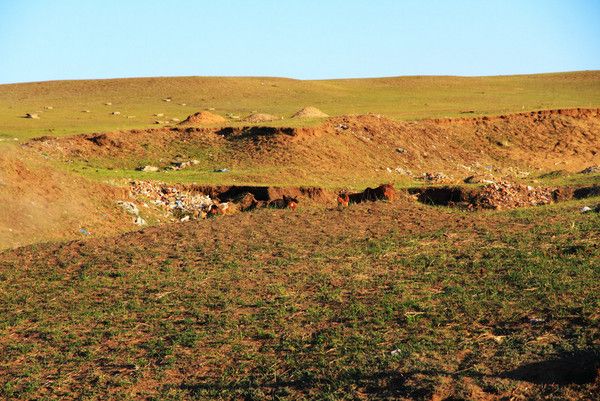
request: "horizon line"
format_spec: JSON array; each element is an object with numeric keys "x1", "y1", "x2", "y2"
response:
[{"x1": 1, "y1": 69, "x2": 599, "y2": 86}]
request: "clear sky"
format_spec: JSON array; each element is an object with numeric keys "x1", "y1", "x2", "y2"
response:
[{"x1": 0, "y1": 0, "x2": 599, "y2": 84}]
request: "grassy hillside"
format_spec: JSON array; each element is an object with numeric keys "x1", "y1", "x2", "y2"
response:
[{"x1": 1, "y1": 71, "x2": 600, "y2": 139}]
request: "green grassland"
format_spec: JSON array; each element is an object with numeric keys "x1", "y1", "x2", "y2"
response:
[
  {"x1": 0, "y1": 198, "x2": 598, "y2": 400},
  {"x1": 1, "y1": 71, "x2": 600, "y2": 140}
]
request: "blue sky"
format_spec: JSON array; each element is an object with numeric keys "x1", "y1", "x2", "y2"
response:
[{"x1": 0, "y1": 0, "x2": 599, "y2": 83}]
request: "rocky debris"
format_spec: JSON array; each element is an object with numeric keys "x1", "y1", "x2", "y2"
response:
[
  {"x1": 396, "y1": 147, "x2": 407, "y2": 154},
  {"x1": 154, "y1": 113, "x2": 164, "y2": 117},
  {"x1": 163, "y1": 98, "x2": 172, "y2": 102},
  {"x1": 44, "y1": 106, "x2": 53, "y2": 110},
  {"x1": 180, "y1": 111, "x2": 227, "y2": 125},
  {"x1": 214, "y1": 168, "x2": 229, "y2": 173},
  {"x1": 464, "y1": 174, "x2": 496, "y2": 184},
  {"x1": 136, "y1": 165, "x2": 160, "y2": 172},
  {"x1": 242, "y1": 113, "x2": 280, "y2": 123},
  {"x1": 469, "y1": 181, "x2": 555, "y2": 210},
  {"x1": 394, "y1": 167, "x2": 413, "y2": 176},
  {"x1": 166, "y1": 159, "x2": 199, "y2": 171},
  {"x1": 581, "y1": 205, "x2": 600, "y2": 213},
  {"x1": 226, "y1": 113, "x2": 241, "y2": 119},
  {"x1": 128, "y1": 181, "x2": 304, "y2": 221},
  {"x1": 291, "y1": 106, "x2": 329, "y2": 118},
  {"x1": 129, "y1": 181, "x2": 216, "y2": 221},
  {"x1": 25, "y1": 113, "x2": 40, "y2": 119},
  {"x1": 82, "y1": 110, "x2": 91, "y2": 113},
  {"x1": 116, "y1": 201, "x2": 140, "y2": 216},
  {"x1": 117, "y1": 200, "x2": 147, "y2": 225},
  {"x1": 136, "y1": 160, "x2": 199, "y2": 172},
  {"x1": 111, "y1": 111, "x2": 121, "y2": 115},
  {"x1": 105, "y1": 102, "x2": 112, "y2": 106},
  {"x1": 580, "y1": 166, "x2": 600, "y2": 174},
  {"x1": 421, "y1": 172, "x2": 452, "y2": 183},
  {"x1": 171, "y1": 118, "x2": 180, "y2": 122}
]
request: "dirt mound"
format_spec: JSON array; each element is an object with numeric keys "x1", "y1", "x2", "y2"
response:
[
  {"x1": 180, "y1": 111, "x2": 227, "y2": 125},
  {"x1": 0, "y1": 146, "x2": 131, "y2": 249},
  {"x1": 470, "y1": 181, "x2": 556, "y2": 210},
  {"x1": 291, "y1": 106, "x2": 329, "y2": 118},
  {"x1": 242, "y1": 113, "x2": 280, "y2": 123}
]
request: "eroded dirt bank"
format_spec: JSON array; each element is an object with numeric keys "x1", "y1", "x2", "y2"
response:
[{"x1": 25, "y1": 108, "x2": 600, "y2": 179}]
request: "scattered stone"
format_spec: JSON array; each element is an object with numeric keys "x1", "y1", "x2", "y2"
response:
[
  {"x1": 165, "y1": 159, "x2": 199, "y2": 171},
  {"x1": 116, "y1": 201, "x2": 140, "y2": 216},
  {"x1": 580, "y1": 166, "x2": 600, "y2": 174},
  {"x1": 464, "y1": 174, "x2": 495, "y2": 184},
  {"x1": 470, "y1": 181, "x2": 555, "y2": 210},
  {"x1": 129, "y1": 181, "x2": 216, "y2": 221},
  {"x1": 25, "y1": 113, "x2": 40, "y2": 119},
  {"x1": 214, "y1": 168, "x2": 229, "y2": 173},
  {"x1": 136, "y1": 165, "x2": 160, "y2": 172},
  {"x1": 82, "y1": 110, "x2": 91, "y2": 113},
  {"x1": 155, "y1": 113, "x2": 164, "y2": 117},
  {"x1": 207, "y1": 107, "x2": 215, "y2": 111},
  {"x1": 111, "y1": 111, "x2": 121, "y2": 115},
  {"x1": 171, "y1": 118, "x2": 180, "y2": 122},
  {"x1": 105, "y1": 102, "x2": 112, "y2": 106},
  {"x1": 394, "y1": 167, "x2": 413, "y2": 176},
  {"x1": 421, "y1": 172, "x2": 451, "y2": 183},
  {"x1": 134, "y1": 216, "x2": 147, "y2": 226},
  {"x1": 44, "y1": 106, "x2": 53, "y2": 110},
  {"x1": 180, "y1": 103, "x2": 186, "y2": 106},
  {"x1": 163, "y1": 98, "x2": 172, "y2": 102},
  {"x1": 396, "y1": 147, "x2": 406, "y2": 154}
]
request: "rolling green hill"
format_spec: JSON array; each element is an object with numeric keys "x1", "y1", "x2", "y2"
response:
[{"x1": 1, "y1": 71, "x2": 600, "y2": 139}]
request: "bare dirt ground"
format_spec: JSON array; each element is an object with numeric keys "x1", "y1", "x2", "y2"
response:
[{"x1": 0, "y1": 146, "x2": 134, "y2": 248}]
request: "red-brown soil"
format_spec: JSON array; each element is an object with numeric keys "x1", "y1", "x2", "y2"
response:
[
  {"x1": 26, "y1": 108, "x2": 600, "y2": 179},
  {"x1": 180, "y1": 111, "x2": 227, "y2": 125},
  {"x1": 291, "y1": 106, "x2": 329, "y2": 118},
  {"x1": 0, "y1": 147, "x2": 133, "y2": 249}
]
